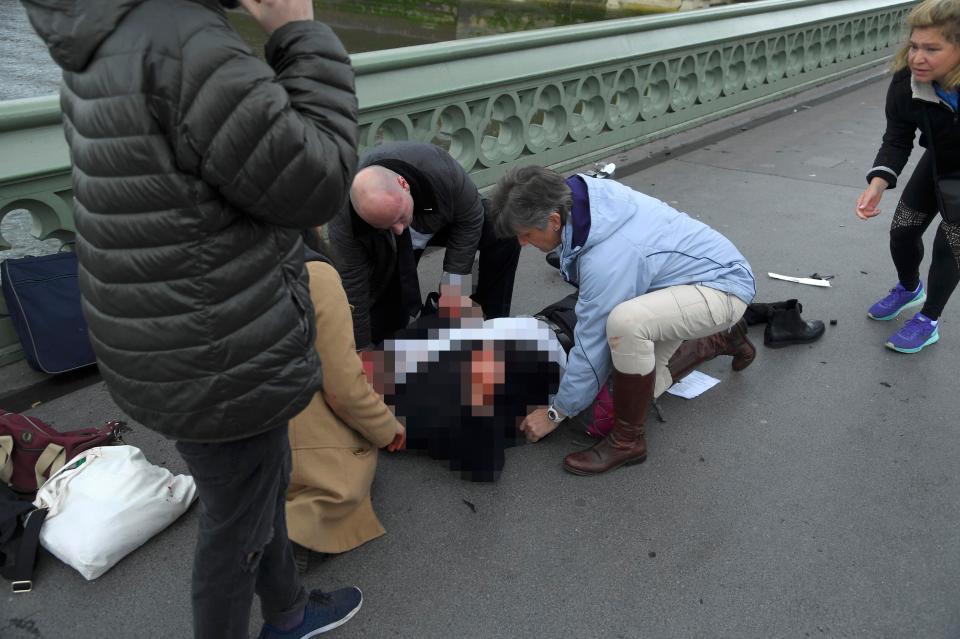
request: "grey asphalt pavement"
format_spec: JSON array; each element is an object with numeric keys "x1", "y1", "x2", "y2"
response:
[{"x1": 3, "y1": 76, "x2": 959, "y2": 639}]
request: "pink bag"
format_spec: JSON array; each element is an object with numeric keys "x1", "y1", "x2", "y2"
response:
[{"x1": 585, "y1": 383, "x2": 614, "y2": 439}]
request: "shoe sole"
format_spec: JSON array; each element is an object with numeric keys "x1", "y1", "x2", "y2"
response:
[
  {"x1": 562, "y1": 454, "x2": 646, "y2": 476},
  {"x1": 763, "y1": 337, "x2": 823, "y2": 348},
  {"x1": 867, "y1": 292, "x2": 926, "y2": 321},
  {"x1": 731, "y1": 345, "x2": 756, "y2": 371},
  {"x1": 302, "y1": 593, "x2": 363, "y2": 638},
  {"x1": 885, "y1": 331, "x2": 939, "y2": 353}
]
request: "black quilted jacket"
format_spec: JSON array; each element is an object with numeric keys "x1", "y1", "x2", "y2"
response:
[
  {"x1": 22, "y1": 0, "x2": 358, "y2": 441},
  {"x1": 868, "y1": 68, "x2": 960, "y2": 189}
]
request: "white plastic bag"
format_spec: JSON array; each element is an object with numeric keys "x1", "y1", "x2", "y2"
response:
[{"x1": 33, "y1": 445, "x2": 197, "y2": 580}]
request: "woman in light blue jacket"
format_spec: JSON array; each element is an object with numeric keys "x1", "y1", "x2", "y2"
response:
[{"x1": 491, "y1": 166, "x2": 757, "y2": 476}]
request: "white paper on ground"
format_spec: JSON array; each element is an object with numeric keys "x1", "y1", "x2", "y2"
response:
[
  {"x1": 665, "y1": 370, "x2": 721, "y2": 399},
  {"x1": 767, "y1": 272, "x2": 831, "y2": 287}
]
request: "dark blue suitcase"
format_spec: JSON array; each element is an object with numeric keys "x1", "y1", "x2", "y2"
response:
[{"x1": 1, "y1": 251, "x2": 96, "y2": 373}]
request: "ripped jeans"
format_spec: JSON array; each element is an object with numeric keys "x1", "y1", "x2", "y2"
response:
[{"x1": 176, "y1": 425, "x2": 307, "y2": 639}]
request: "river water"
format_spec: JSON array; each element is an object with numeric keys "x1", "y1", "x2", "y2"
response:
[{"x1": 0, "y1": 0, "x2": 738, "y2": 101}]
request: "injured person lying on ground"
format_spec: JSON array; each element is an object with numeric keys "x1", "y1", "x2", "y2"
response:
[
  {"x1": 361, "y1": 316, "x2": 566, "y2": 482},
  {"x1": 287, "y1": 232, "x2": 563, "y2": 575}
]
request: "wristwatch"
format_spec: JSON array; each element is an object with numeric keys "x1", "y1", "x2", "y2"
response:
[{"x1": 546, "y1": 405, "x2": 566, "y2": 423}]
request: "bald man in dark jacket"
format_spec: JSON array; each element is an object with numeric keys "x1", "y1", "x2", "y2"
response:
[
  {"x1": 329, "y1": 142, "x2": 522, "y2": 349},
  {"x1": 22, "y1": 0, "x2": 362, "y2": 636}
]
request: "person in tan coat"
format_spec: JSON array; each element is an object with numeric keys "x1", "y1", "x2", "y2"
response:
[{"x1": 286, "y1": 244, "x2": 404, "y2": 558}]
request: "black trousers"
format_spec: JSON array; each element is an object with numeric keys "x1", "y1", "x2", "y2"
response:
[
  {"x1": 368, "y1": 214, "x2": 521, "y2": 345},
  {"x1": 176, "y1": 425, "x2": 306, "y2": 639},
  {"x1": 889, "y1": 151, "x2": 960, "y2": 320}
]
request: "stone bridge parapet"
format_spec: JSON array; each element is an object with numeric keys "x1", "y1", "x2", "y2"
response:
[{"x1": 0, "y1": 0, "x2": 915, "y2": 364}]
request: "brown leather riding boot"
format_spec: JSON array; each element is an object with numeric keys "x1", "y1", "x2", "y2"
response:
[
  {"x1": 563, "y1": 369, "x2": 655, "y2": 476},
  {"x1": 667, "y1": 318, "x2": 756, "y2": 383}
]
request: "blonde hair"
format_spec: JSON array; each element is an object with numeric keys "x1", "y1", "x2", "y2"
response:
[{"x1": 892, "y1": 0, "x2": 960, "y2": 89}]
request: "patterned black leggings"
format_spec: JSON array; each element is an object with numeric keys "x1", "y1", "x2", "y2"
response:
[{"x1": 889, "y1": 151, "x2": 960, "y2": 320}]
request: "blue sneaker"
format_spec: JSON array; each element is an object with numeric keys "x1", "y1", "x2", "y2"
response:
[
  {"x1": 257, "y1": 587, "x2": 363, "y2": 639},
  {"x1": 885, "y1": 313, "x2": 940, "y2": 353},
  {"x1": 868, "y1": 281, "x2": 926, "y2": 320}
]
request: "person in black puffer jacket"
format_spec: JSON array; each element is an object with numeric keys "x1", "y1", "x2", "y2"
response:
[
  {"x1": 858, "y1": 0, "x2": 960, "y2": 354},
  {"x1": 21, "y1": 0, "x2": 363, "y2": 637}
]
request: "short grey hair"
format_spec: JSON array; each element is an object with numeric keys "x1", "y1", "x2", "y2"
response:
[{"x1": 490, "y1": 165, "x2": 571, "y2": 238}]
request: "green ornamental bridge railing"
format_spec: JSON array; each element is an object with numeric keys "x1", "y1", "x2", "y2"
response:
[{"x1": 0, "y1": 0, "x2": 915, "y2": 365}]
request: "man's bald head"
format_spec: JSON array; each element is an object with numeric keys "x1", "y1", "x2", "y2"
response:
[{"x1": 350, "y1": 166, "x2": 414, "y2": 234}]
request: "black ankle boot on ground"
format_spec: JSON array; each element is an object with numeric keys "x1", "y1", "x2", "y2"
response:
[
  {"x1": 763, "y1": 299, "x2": 825, "y2": 348},
  {"x1": 744, "y1": 299, "x2": 793, "y2": 325}
]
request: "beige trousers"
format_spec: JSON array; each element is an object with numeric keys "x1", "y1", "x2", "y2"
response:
[{"x1": 606, "y1": 284, "x2": 748, "y2": 397}]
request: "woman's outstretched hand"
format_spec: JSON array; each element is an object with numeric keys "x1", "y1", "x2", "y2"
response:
[{"x1": 856, "y1": 177, "x2": 889, "y2": 220}]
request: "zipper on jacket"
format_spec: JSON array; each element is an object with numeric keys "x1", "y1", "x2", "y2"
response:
[
  {"x1": 934, "y1": 98, "x2": 958, "y2": 123},
  {"x1": 945, "y1": 100, "x2": 960, "y2": 123}
]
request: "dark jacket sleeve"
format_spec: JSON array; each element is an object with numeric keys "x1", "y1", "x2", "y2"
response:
[
  {"x1": 436, "y1": 150, "x2": 484, "y2": 276},
  {"x1": 868, "y1": 71, "x2": 917, "y2": 189},
  {"x1": 171, "y1": 19, "x2": 358, "y2": 228},
  {"x1": 328, "y1": 213, "x2": 375, "y2": 349}
]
